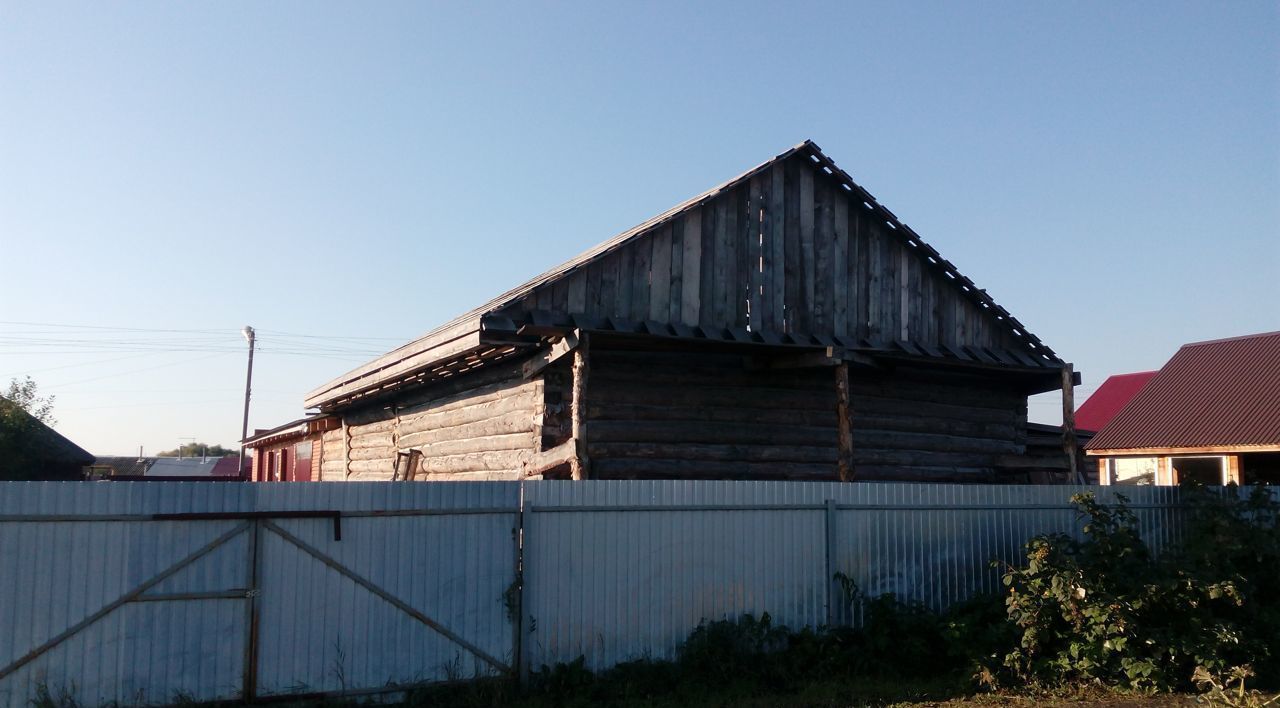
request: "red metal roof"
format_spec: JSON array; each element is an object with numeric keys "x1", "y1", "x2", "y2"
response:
[
  {"x1": 1074, "y1": 371, "x2": 1157, "y2": 433},
  {"x1": 1086, "y1": 331, "x2": 1280, "y2": 451}
]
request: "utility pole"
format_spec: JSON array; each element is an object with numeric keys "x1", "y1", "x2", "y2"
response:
[{"x1": 238, "y1": 326, "x2": 256, "y2": 478}]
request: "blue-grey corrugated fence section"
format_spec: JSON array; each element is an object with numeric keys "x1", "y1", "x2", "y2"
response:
[
  {"x1": 518, "y1": 481, "x2": 1199, "y2": 673},
  {"x1": 1, "y1": 481, "x2": 1267, "y2": 705},
  {"x1": 0, "y1": 482, "x2": 519, "y2": 707}
]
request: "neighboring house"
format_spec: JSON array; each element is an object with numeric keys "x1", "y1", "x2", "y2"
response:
[
  {"x1": 244, "y1": 415, "x2": 340, "y2": 482},
  {"x1": 1074, "y1": 371, "x2": 1157, "y2": 433},
  {"x1": 0, "y1": 397, "x2": 94, "y2": 480},
  {"x1": 303, "y1": 141, "x2": 1081, "y2": 484},
  {"x1": 1087, "y1": 331, "x2": 1280, "y2": 486},
  {"x1": 89, "y1": 455, "x2": 246, "y2": 480}
]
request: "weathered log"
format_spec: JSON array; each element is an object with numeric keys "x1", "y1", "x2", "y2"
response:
[
  {"x1": 571, "y1": 337, "x2": 590, "y2": 479},
  {"x1": 409, "y1": 432, "x2": 531, "y2": 457},
  {"x1": 348, "y1": 431, "x2": 394, "y2": 450},
  {"x1": 585, "y1": 402, "x2": 835, "y2": 427},
  {"x1": 591, "y1": 383, "x2": 834, "y2": 411},
  {"x1": 587, "y1": 442, "x2": 837, "y2": 463},
  {"x1": 347, "y1": 418, "x2": 396, "y2": 435},
  {"x1": 851, "y1": 430, "x2": 1018, "y2": 455},
  {"x1": 592, "y1": 458, "x2": 837, "y2": 481},
  {"x1": 348, "y1": 459, "x2": 392, "y2": 476},
  {"x1": 417, "y1": 470, "x2": 523, "y2": 482},
  {"x1": 851, "y1": 465, "x2": 1000, "y2": 482},
  {"x1": 348, "y1": 446, "x2": 395, "y2": 462},
  {"x1": 523, "y1": 440, "x2": 577, "y2": 477},
  {"x1": 590, "y1": 419, "x2": 834, "y2": 446},
  {"x1": 851, "y1": 395, "x2": 1017, "y2": 424},
  {"x1": 397, "y1": 410, "x2": 534, "y2": 449},
  {"x1": 397, "y1": 389, "x2": 538, "y2": 433},
  {"x1": 851, "y1": 414, "x2": 1017, "y2": 441},
  {"x1": 419, "y1": 450, "x2": 528, "y2": 475},
  {"x1": 836, "y1": 363, "x2": 853, "y2": 481}
]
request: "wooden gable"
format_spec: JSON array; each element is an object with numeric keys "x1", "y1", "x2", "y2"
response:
[{"x1": 495, "y1": 145, "x2": 1046, "y2": 357}]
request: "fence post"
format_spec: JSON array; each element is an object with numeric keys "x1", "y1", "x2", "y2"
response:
[
  {"x1": 243, "y1": 519, "x2": 261, "y2": 701},
  {"x1": 514, "y1": 485, "x2": 527, "y2": 687},
  {"x1": 824, "y1": 499, "x2": 838, "y2": 627}
]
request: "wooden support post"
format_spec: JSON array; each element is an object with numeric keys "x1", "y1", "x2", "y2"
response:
[
  {"x1": 1225, "y1": 455, "x2": 1242, "y2": 485},
  {"x1": 341, "y1": 417, "x2": 351, "y2": 480},
  {"x1": 835, "y1": 363, "x2": 854, "y2": 481},
  {"x1": 1097, "y1": 458, "x2": 1110, "y2": 485},
  {"x1": 1061, "y1": 364, "x2": 1082, "y2": 484},
  {"x1": 571, "y1": 335, "x2": 590, "y2": 480}
]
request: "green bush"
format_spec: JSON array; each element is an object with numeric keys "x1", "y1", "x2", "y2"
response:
[{"x1": 999, "y1": 488, "x2": 1280, "y2": 692}]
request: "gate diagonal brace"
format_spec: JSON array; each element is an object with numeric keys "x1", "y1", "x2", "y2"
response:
[
  {"x1": 0, "y1": 520, "x2": 253, "y2": 683},
  {"x1": 259, "y1": 519, "x2": 512, "y2": 675}
]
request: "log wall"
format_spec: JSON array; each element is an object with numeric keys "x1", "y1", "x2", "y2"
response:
[
  {"x1": 497, "y1": 152, "x2": 1024, "y2": 353},
  {"x1": 583, "y1": 349, "x2": 840, "y2": 480},
  {"x1": 319, "y1": 427, "x2": 345, "y2": 481},
  {"x1": 341, "y1": 377, "x2": 540, "y2": 481},
  {"x1": 848, "y1": 369, "x2": 1029, "y2": 482}
]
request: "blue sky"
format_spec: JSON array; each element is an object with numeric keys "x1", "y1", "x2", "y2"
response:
[{"x1": 2, "y1": 1, "x2": 1276, "y2": 455}]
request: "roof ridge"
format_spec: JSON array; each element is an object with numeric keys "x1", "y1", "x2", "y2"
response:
[{"x1": 1180, "y1": 330, "x2": 1280, "y2": 348}]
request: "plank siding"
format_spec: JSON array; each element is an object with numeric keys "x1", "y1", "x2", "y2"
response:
[{"x1": 493, "y1": 152, "x2": 1034, "y2": 356}]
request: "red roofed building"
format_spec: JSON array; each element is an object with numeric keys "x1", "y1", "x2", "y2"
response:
[
  {"x1": 1086, "y1": 331, "x2": 1280, "y2": 486},
  {"x1": 1075, "y1": 371, "x2": 1157, "y2": 433}
]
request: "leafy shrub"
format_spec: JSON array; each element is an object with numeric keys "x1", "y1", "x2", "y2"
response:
[{"x1": 999, "y1": 488, "x2": 1280, "y2": 692}]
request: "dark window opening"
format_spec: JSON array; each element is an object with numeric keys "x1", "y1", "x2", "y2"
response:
[
  {"x1": 1172, "y1": 457, "x2": 1222, "y2": 486},
  {"x1": 1241, "y1": 453, "x2": 1280, "y2": 485}
]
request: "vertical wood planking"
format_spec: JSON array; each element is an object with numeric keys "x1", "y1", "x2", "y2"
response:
[
  {"x1": 866, "y1": 217, "x2": 882, "y2": 341},
  {"x1": 599, "y1": 252, "x2": 619, "y2": 318},
  {"x1": 783, "y1": 159, "x2": 801, "y2": 333},
  {"x1": 798, "y1": 166, "x2": 815, "y2": 332},
  {"x1": 668, "y1": 220, "x2": 684, "y2": 323},
  {"x1": 630, "y1": 233, "x2": 652, "y2": 322},
  {"x1": 768, "y1": 164, "x2": 786, "y2": 330},
  {"x1": 616, "y1": 240, "x2": 634, "y2": 320},
  {"x1": 855, "y1": 207, "x2": 870, "y2": 340},
  {"x1": 812, "y1": 177, "x2": 831, "y2": 331},
  {"x1": 586, "y1": 259, "x2": 603, "y2": 315},
  {"x1": 748, "y1": 176, "x2": 765, "y2": 331},
  {"x1": 681, "y1": 210, "x2": 702, "y2": 326},
  {"x1": 567, "y1": 270, "x2": 587, "y2": 314},
  {"x1": 898, "y1": 248, "x2": 910, "y2": 341},
  {"x1": 832, "y1": 193, "x2": 849, "y2": 338},
  {"x1": 699, "y1": 202, "x2": 718, "y2": 327},
  {"x1": 733, "y1": 186, "x2": 751, "y2": 325},
  {"x1": 649, "y1": 225, "x2": 672, "y2": 321}
]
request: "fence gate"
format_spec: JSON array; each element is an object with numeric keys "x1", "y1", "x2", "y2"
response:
[{"x1": 0, "y1": 483, "x2": 520, "y2": 707}]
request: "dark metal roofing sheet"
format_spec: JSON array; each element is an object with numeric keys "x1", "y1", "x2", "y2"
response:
[{"x1": 1086, "y1": 332, "x2": 1280, "y2": 450}]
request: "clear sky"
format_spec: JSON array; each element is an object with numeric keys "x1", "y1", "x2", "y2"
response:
[{"x1": 2, "y1": 1, "x2": 1277, "y2": 455}]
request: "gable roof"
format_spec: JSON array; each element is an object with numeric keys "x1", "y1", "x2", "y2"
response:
[
  {"x1": 307, "y1": 140, "x2": 1059, "y2": 410},
  {"x1": 1086, "y1": 331, "x2": 1280, "y2": 451},
  {"x1": 1074, "y1": 371, "x2": 1157, "y2": 433},
  {"x1": 0, "y1": 397, "x2": 94, "y2": 465}
]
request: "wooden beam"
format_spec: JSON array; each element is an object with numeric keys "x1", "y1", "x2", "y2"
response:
[
  {"x1": 1226, "y1": 455, "x2": 1242, "y2": 485},
  {"x1": 571, "y1": 334, "x2": 591, "y2": 479},
  {"x1": 836, "y1": 362, "x2": 854, "y2": 481},
  {"x1": 523, "y1": 440, "x2": 576, "y2": 478},
  {"x1": 1061, "y1": 363, "x2": 1083, "y2": 484},
  {"x1": 521, "y1": 331, "x2": 581, "y2": 380}
]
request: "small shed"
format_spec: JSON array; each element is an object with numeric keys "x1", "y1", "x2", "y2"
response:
[
  {"x1": 304, "y1": 141, "x2": 1080, "y2": 483},
  {"x1": 1087, "y1": 331, "x2": 1280, "y2": 486}
]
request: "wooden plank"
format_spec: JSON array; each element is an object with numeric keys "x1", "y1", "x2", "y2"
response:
[
  {"x1": 586, "y1": 402, "x2": 836, "y2": 427},
  {"x1": 590, "y1": 419, "x2": 835, "y2": 446},
  {"x1": 649, "y1": 224, "x2": 672, "y2": 321},
  {"x1": 836, "y1": 363, "x2": 853, "y2": 481},
  {"x1": 832, "y1": 192, "x2": 849, "y2": 338},
  {"x1": 899, "y1": 248, "x2": 910, "y2": 340},
  {"x1": 566, "y1": 270, "x2": 587, "y2": 314},
  {"x1": 521, "y1": 331, "x2": 580, "y2": 380},
  {"x1": 571, "y1": 336, "x2": 590, "y2": 479},
  {"x1": 680, "y1": 210, "x2": 702, "y2": 325},
  {"x1": 747, "y1": 177, "x2": 764, "y2": 331},
  {"x1": 783, "y1": 158, "x2": 802, "y2": 333},
  {"x1": 587, "y1": 441, "x2": 837, "y2": 463},
  {"x1": 853, "y1": 207, "x2": 869, "y2": 339},
  {"x1": 716, "y1": 189, "x2": 736, "y2": 325},
  {"x1": 616, "y1": 239, "x2": 635, "y2": 319},
  {"x1": 799, "y1": 164, "x2": 815, "y2": 331},
  {"x1": 768, "y1": 163, "x2": 786, "y2": 330},
  {"x1": 866, "y1": 220, "x2": 882, "y2": 341},
  {"x1": 699, "y1": 203, "x2": 717, "y2": 327},
  {"x1": 592, "y1": 458, "x2": 836, "y2": 481},
  {"x1": 630, "y1": 230, "x2": 652, "y2": 322},
  {"x1": 599, "y1": 252, "x2": 619, "y2": 319},
  {"x1": 813, "y1": 177, "x2": 832, "y2": 331},
  {"x1": 668, "y1": 219, "x2": 683, "y2": 323}
]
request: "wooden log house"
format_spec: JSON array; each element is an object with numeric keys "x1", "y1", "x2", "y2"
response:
[{"x1": 303, "y1": 141, "x2": 1080, "y2": 483}]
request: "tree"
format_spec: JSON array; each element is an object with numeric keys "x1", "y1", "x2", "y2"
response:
[
  {"x1": 156, "y1": 442, "x2": 235, "y2": 458},
  {"x1": 3, "y1": 376, "x2": 56, "y2": 426}
]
